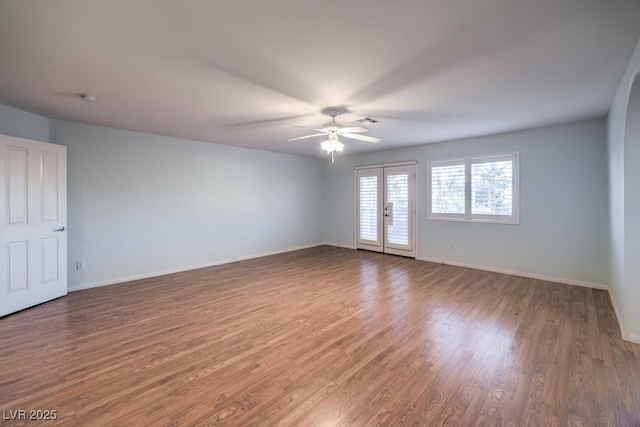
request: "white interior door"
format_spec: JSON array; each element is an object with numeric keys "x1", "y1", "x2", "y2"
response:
[
  {"x1": 0, "y1": 134, "x2": 67, "y2": 317},
  {"x1": 356, "y1": 163, "x2": 415, "y2": 257}
]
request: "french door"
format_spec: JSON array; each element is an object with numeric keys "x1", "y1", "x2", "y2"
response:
[
  {"x1": 356, "y1": 163, "x2": 416, "y2": 257},
  {"x1": 0, "y1": 134, "x2": 67, "y2": 317}
]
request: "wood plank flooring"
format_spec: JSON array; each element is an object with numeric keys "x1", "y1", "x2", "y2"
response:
[{"x1": 1, "y1": 245, "x2": 639, "y2": 426}]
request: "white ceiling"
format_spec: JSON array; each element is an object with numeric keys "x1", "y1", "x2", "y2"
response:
[{"x1": 1, "y1": 1, "x2": 639, "y2": 158}]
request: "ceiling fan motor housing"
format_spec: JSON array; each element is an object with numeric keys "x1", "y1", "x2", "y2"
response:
[{"x1": 323, "y1": 122, "x2": 343, "y2": 132}]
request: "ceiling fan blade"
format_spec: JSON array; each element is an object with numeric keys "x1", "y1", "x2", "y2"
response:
[
  {"x1": 364, "y1": 109, "x2": 454, "y2": 121},
  {"x1": 288, "y1": 133, "x2": 326, "y2": 141},
  {"x1": 229, "y1": 113, "x2": 314, "y2": 128},
  {"x1": 342, "y1": 133, "x2": 381, "y2": 143},
  {"x1": 294, "y1": 125, "x2": 326, "y2": 132},
  {"x1": 340, "y1": 126, "x2": 369, "y2": 133}
]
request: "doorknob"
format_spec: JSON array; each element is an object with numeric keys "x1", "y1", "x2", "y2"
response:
[{"x1": 54, "y1": 226, "x2": 66, "y2": 232}]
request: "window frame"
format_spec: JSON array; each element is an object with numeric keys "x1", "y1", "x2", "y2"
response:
[
  {"x1": 427, "y1": 151, "x2": 520, "y2": 224},
  {"x1": 426, "y1": 158, "x2": 467, "y2": 222}
]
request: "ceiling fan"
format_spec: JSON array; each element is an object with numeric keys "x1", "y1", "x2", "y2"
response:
[{"x1": 288, "y1": 107, "x2": 380, "y2": 161}]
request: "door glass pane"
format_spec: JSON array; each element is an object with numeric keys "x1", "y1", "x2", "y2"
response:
[
  {"x1": 359, "y1": 175, "x2": 378, "y2": 241},
  {"x1": 386, "y1": 173, "x2": 409, "y2": 245}
]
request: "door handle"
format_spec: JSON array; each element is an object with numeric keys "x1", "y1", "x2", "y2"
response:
[{"x1": 54, "y1": 226, "x2": 66, "y2": 232}]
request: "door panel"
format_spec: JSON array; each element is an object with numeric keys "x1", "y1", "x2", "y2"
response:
[
  {"x1": 42, "y1": 151, "x2": 60, "y2": 222},
  {"x1": 356, "y1": 164, "x2": 415, "y2": 257},
  {"x1": 383, "y1": 165, "x2": 414, "y2": 256},
  {"x1": 7, "y1": 146, "x2": 28, "y2": 224},
  {"x1": 7, "y1": 241, "x2": 28, "y2": 292},
  {"x1": 42, "y1": 236, "x2": 60, "y2": 283},
  {"x1": 356, "y1": 168, "x2": 383, "y2": 252},
  {"x1": 1, "y1": 134, "x2": 67, "y2": 317}
]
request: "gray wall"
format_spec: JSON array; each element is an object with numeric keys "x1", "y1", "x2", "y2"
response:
[
  {"x1": 0, "y1": 104, "x2": 49, "y2": 142},
  {"x1": 0, "y1": 103, "x2": 614, "y2": 301},
  {"x1": 47, "y1": 120, "x2": 325, "y2": 290},
  {"x1": 0, "y1": 106, "x2": 326, "y2": 291},
  {"x1": 608, "y1": 36, "x2": 640, "y2": 341},
  {"x1": 324, "y1": 119, "x2": 610, "y2": 288}
]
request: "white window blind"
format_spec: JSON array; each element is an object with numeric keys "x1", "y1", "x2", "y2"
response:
[
  {"x1": 430, "y1": 162, "x2": 465, "y2": 216},
  {"x1": 428, "y1": 152, "x2": 519, "y2": 224},
  {"x1": 359, "y1": 175, "x2": 379, "y2": 241},
  {"x1": 471, "y1": 157, "x2": 513, "y2": 216}
]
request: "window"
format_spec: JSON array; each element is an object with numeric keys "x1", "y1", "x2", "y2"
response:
[
  {"x1": 430, "y1": 160, "x2": 466, "y2": 219},
  {"x1": 428, "y1": 152, "x2": 519, "y2": 224}
]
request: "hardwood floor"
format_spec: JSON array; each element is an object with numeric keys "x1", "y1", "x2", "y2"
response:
[{"x1": 1, "y1": 246, "x2": 639, "y2": 426}]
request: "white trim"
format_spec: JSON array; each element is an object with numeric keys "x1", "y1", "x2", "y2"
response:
[
  {"x1": 608, "y1": 292, "x2": 630, "y2": 341},
  {"x1": 372, "y1": 251, "x2": 636, "y2": 344},
  {"x1": 353, "y1": 169, "x2": 358, "y2": 250},
  {"x1": 324, "y1": 242, "x2": 357, "y2": 250},
  {"x1": 323, "y1": 246, "x2": 608, "y2": 289},
  {"x1": 627, "y1": 333, "x2": 640, "y2": 345},
  {"x1": 355, "y1": 162, "x2": 418, "y2": 258},
  {"x1": 70, "y1": 242, "x2": 637, "y2": 344},
  {"x1": 416, "y1": 256, "x2": 608, "y2": 290},
  {"x1": 617, "y1": 71, "x2": 640, "y2": 345},
  {"x1": 68, "y1": 243, "x2": 325, "y2": 292},
  {"x1": 355, "y1": 160, "x2": 417, "y2": 171},
  {"x1": 414, "y1": 166, "x2": 419, "y2": 259},
  {"x1": 427, "y1": 152, "x2": 520, "y2": 224}
]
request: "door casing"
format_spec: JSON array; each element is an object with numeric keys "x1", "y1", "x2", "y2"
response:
[{"x1": 355, "y1": 161, "x2": 417, "y2": 258}]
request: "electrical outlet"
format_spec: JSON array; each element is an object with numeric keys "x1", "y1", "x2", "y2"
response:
[{"x1": 76, "y1": 261, "x2": 85, "y2": 270}]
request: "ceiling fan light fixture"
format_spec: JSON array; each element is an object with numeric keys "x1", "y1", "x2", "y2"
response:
[
  {"x1": 321, "y1": 137, "x2": 344, "y2": 163},
  {"x1": 320, "y1": 139, "x2": 344, "y2": 153}
]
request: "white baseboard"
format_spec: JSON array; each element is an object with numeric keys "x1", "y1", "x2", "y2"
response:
[
  {"x1": 322, "y1": 246, "x2": 609, "y2": 290},
  {"x1": 70, "y1": 244, "x2": 640, "y2": 345},
  {"x1": 609, "y1": 294, "x2": 640, "y2": 344},
  {"x1": 627, "y1": 333, "x2": 640, "y2": 345},
  {"x1": 323, "y1": 241, "x2": 357, "y2": 250},
  {"x1": 414, "y1": 257, "x2": 640, "y2": 344},
  {"x1": 608, "y1": 292, "x2": 630, "y2": 341},
  {"x1": 68, "y1": 243, "x2": 325, "y2": 292},
  {"x1": 416, "y1": 256, "x2": 608, "y2": 290}
]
